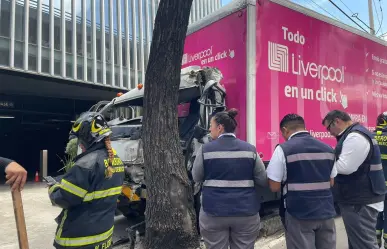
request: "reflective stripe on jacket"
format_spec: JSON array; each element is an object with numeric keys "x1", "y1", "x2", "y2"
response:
[
  {"x1": 201, "y1": 135, "x2": 260, "y2": 217},
  {"x1": 49, "y1": 142, "x2": 125, "y2": 249},
  {"x1": 334, "y1": 123, "x2": 386, "y2": 205},
  {"x1": 374, "y1": 128, "x2": 387, "y2": 189},
  {"x1": 280, "y1": 132, "x2": 336, "y2": 220}
]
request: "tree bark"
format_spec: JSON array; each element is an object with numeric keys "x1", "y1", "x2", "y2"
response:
[{"x1": 142, "y1": 1, "x2": 198, "y2": 249}]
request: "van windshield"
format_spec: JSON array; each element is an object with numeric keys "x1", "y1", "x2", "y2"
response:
[{"x1": 104, "y1": 102, "x2": 192, "y2": 123}]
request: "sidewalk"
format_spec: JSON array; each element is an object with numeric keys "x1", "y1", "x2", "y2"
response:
[
  {"x1": 255, "y1": 217, "x2": 348, "y2": 249},
  {"x1": 0, "y1": 183, "x2": 59, "y2": 249},
  {"x1": 0, "y1": 183, "x2": 350, "y2": 249}
]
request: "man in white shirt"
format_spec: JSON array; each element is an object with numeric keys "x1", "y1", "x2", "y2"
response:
[
  {"x1": 267, "y1": 114, "x2": 337, "y2": 249},
  {"x1": 322, "y1": 110, "x2": 386, "y2": 249}
]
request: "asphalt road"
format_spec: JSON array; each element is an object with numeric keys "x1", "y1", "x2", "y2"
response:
[{"x1": 0, "y1": 183, "x2": 350, "y2": 249}]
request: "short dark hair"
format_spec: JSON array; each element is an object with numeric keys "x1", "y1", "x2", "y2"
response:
[
  {"x1": 279, "y1": 114, "x2": 305, "y2": 130},
  {"x1": 322, "y1": 110, "x2": 351, "y2": 125},
  {"x1": 212, "y1": 108, "x2": 238, "y2": 133}
]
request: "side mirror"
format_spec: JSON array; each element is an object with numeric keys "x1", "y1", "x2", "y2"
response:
[
  {"x1": 193, "y1": 125, "x2": 208, "y2": 140},
  {"x1": 202, "y1": 80, "x2": 217, "y2": 96}
]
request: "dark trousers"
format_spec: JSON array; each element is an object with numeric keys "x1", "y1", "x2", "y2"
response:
[{"x1": 376, "y1": 200, "x2": 387, "y2": 247}]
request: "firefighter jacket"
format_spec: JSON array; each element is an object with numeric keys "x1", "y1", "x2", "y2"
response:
[
  {"x1": 49, "y1": 142, "x2": 125, "y2": 249},
  {"x1": 374, "y1": 127, "x2": 387, "y2": 192},
  {"x1": 334, "y1": 123, "x2": 386, "y2": 205}
]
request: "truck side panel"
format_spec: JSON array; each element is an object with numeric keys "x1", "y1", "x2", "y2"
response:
[
  {"x1": 256, "y1": 0, "x2": 387, "y2": 161},
  {"x1": 182, "y1": 9, "x2": 248, "y2": 141}
]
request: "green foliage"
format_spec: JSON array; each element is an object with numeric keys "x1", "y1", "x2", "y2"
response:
[
  {"x1": 65, "y1": 138, "x2": 78, "y2": 158},
  {"x1": 57, "y1": 138, "x2": 78, "y2": 173}
]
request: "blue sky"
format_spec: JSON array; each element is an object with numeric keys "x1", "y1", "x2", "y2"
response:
[
  {"x1": 33, "y1": 0, "x2": 386, "y2": 41},
  {"x1": 221, "y1": 0, "x2": 387, "y2": 41}
]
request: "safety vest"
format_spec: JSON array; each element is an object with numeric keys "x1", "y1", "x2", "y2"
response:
[
  {"x1": 49, "y1": 143, "x2": 125, "y2": 249},
  {"x1": 373, "y1": 128, "x2": 387, "y2": 190},
  {"x1": 280, "y1": 132, "x2": 336, "y2": 220},
  {"x1": 201, "y1": 135, "x2": 260, "y2": 216},
  {"x1": 334, "y1": 123, "x2": 386, "y2": 205}
]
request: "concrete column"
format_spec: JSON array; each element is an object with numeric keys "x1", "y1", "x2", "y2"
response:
[{"x1": 40, "y1": 150, "x2": 48, "y2": 179}]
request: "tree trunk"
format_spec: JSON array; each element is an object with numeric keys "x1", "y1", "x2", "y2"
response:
[{"x1": 142, "y1": 0, "x2": 198, "y2": 249}]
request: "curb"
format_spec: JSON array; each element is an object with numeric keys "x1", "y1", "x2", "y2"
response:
[
  {"x1": 255, "y1": 213, "x2": 285, "y2": 248},
  {"x1": 255, "y1": 232, "x2": 286, "y2": 249},
  {"x1": 259, "y1": 214, "x2": 284, "y2": 237}
]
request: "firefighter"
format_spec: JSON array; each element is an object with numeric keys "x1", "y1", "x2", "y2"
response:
[
  {"x1": 375, "y1": 112, "x2": 387, "y2": 248},
  {"x1": 192, "y1": 108, "x2": 267, "y2": 249},
  {"x1": 48, "y1": 112, "x2": 125, "y2": 249},
  {"x1": 1, "y1": 157, "x2": 27, "y2": 191}
]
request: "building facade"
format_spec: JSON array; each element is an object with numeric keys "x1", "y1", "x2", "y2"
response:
[{"x1": 0, "y1": 0, "x2": 221, "y2": 91}]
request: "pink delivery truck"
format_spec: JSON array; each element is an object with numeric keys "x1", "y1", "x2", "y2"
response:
[
  {"x1": 183, "y1": 0, "x2": 387, "y2": 162},
  {"x1": 183, "y1": 0, "x2": 387, "y2": 202}
]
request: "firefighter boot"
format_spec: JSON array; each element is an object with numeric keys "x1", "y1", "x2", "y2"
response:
[
  {"x1": 377, "y1": 211, "x2": 384, "y2": 248},
  {"x1": 377, "y1": 230, "x2": 382, "y2": 248}
]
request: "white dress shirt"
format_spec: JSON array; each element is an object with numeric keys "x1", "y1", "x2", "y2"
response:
[
  {"x1": 266, "y1": 131, "x2": 337, "y2": 209},
  {"x1": 333, "y1": 131, "x2": 383, "y2": 212},
  {"x1": 218, "y1": 133, "x2": 236, "y2": 138},
  {"x1": 267, "y1": 131, "x2": 338, "y2": 183}
]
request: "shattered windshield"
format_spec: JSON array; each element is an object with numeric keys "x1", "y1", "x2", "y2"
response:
[
  {"x1": 102, "y1": 101, "x2": 193, "y2": 124},
  {"x1": 102, "y1": 105, "x2": 142, "y2": 122}
]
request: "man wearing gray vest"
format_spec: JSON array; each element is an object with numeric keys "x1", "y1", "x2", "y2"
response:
[
  {"x1": 192, "y1": 108, "x2": 267, "y2": 249},
  {"x1": 267, "y1": 114, "x2": 337, "y2": 249},
  {"x1": 323, "y1": 110, "x2": 386, "y2": 249}
]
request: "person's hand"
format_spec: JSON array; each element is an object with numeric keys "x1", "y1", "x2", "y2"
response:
[{"x1": 5, "y1": 162, "x2": 27, "y2": 192}]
